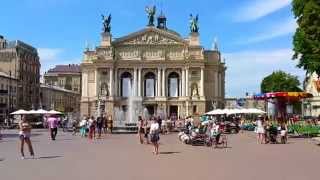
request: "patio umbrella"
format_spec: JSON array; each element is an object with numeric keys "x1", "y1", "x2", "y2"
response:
[
  {"x1": 227, "y1": 108, "x2": 244, "y2": 115},
  {"x1": 35, "y1": 109, "x2": 49, "y2": 114},
  {"x1": 243, "y1": 108, "x2": 266, "y2": 114},
  {"x1": 10, "y1": 109, "x2": 29, "y2": 115},
  {"x1": 205, "y1": 109, "x2": 225, "y2": 115},
  {"x1": 27, "y1": 110, "x2": 38, "y2": 114},
  {"x1": 47, "y1": 110, "x2": 63, "y2": 115}
]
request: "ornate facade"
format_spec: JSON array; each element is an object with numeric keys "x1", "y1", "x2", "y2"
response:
[
  {"x1": 81, "y1": 15, "x2": 226, "y2": 128},
  {"x1": 0, "y1": 35, "x2": 40, "y2": 110}
]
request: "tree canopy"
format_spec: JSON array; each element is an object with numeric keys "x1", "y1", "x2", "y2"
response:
[
  {"x1": 292, "y1": 0, "x2": 320, "y2": 77},
  {"x1": 261, "y1": 71, "x2": 302, "y2": 93}
]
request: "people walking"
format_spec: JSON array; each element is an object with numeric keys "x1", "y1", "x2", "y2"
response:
[
  {"x1": 79, "y1": 117, "x2": 88, "y2": 137},
  {"x1": 144, "y1": 118, "x2": 151, "y2": 144},
  {"x1": 88, "y1": 116, "x2": 96, "y2": 140},
  {"x1": 62, "y1": 116, "x2": 68, "y2": 132},
  {"x1": 150, "y1": 117, "x2": 160, "y2": 155},
  {"x1": 137, "y1": 116, "x2": 144, "y2": 144},
  {"x1": 157, "y1": 116, "x2": 162, "y2": 133},
  {"x1": 72, "y1": 119, "x2": 78, "y2": 135},
  {"x1": 47, "y1": 115, "x2": 59, "y2": 141},
  {"x1": 279, "y1": 122, "x2": 288, "y2": 144},
  {"x1": 19, "y1": 115, "x2": 35, "y2": 159},
  {"x1": 96, "y1": 116, "x2": 103, "y2": 139},
  {"x1": 255, "y1": 116, "x2": 265, "y2": 144}
]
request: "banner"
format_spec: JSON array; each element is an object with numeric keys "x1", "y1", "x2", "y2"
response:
[
  {"x1": 146, "y1": 79, "x2": 154, "y2": 97},
  {"x1": 122, "y1": 78, "x2": 131, "y2": 97},
  {"x1": 169, "y1": 78, "x2": 178, "y2": 97}
]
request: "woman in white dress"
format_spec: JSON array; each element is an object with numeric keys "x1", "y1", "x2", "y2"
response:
[
  {"x1": 256, "y1": 116, "x2": 265, "y2": 144},
  {"x1": 150, "y1": 117, "x2": 160, "y2": 155}
]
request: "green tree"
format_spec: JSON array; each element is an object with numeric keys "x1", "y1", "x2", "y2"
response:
[
  {"x1": 261, "y1": 71, "x2": 302, "y2": 93},
  {"x1": 292, "y1": 0, "x2": 320, "y2": 77}
]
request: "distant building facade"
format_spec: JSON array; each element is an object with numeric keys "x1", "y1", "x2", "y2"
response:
[
  {"x1": 0, "y1": 35, "x2": 40, "y2": 110},
  {"x1": 81, "y1": 12, "x2": 226, "y2": 128},
  {"x1": 303, "y1": 72, "x2": 320, "y2": 117},
  {"x1": 40, "y1": 84, "x2": 80, "y2": 113},
  {"x1": 0, "y1": 72, "x2": 18, "y2": 122},
  {"x1": 225, "y1": 97, "x2": 266, "y2": 110},
  {"x1": 44, "y1": 64, "x2": 81, "y2": 93}
]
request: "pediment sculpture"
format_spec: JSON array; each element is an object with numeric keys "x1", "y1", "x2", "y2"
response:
[{"x1": 121, "y1": 33, "x2": 182, "y2": 45}]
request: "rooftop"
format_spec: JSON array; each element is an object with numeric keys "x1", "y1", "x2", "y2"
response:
[
  {"x1": 40, "y1": 83, "x2": 80, "y2": 94},
  {"x1": 0, "y1": 71, "x2": 18, "y2": 80},
  {"x1": 47, "y1": 64, "x2": 81, "y2": 74}
]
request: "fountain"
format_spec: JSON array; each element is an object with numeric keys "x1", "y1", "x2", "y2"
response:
[{"x1": 113, "y1": 77, "x2": 144, "y2": 132}]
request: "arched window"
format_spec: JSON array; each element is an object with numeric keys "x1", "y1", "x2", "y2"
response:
[
  {"x1": 144, "y1": 72, "x2": 156, "y2": 97},
  {"x1": 120, "y1": 72, "x2": 132, "y2": 97},
  {"x1": 168, "y1": 72, "x2": 179, "y2": 97}
]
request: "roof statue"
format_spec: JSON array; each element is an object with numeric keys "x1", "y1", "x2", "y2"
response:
[
  {"x1": 189, "y1": 14, "x2": 199, "y2": 33},
  {"x1": 213, "y1": 37, "x2": 219, "y2": 51},
  {"x1": 102, "y1": 14, "x2": 112, "y2": 33},
  {"x1": 145, "y1": 5, "x2": 156, "y2": 26}
]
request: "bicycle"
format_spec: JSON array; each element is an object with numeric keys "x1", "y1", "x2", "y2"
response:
[{"x1": 208, "y1": 133, "x2": 227, "y2": 148}]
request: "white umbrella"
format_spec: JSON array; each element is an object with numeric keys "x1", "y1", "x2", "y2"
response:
[
  {"x1": 27, "y1": 110, "x2": 38, "y2": 114},
  {"x1": 205, "y1": 109, "x2": 225, "y2": 115},
  {"x1": 47, "y1": 110, "x2": 63, "y2": 115},
  {"x1": 10, "y1": 109, "x2": 29, "y2": 115},
  {"x1": 227, "y1": 108, "x2": 244, "y2": 115},
  {"x1": 35, "y1": 109, "x2": 49, "y2": 114},
  {"x1": 243, "y1": 108, "x2": 266, "y2": 114}
]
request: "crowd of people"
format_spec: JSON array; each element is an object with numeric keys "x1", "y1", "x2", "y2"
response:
[
  {"x1": 253, "y1": 115, "x2": 289, "y2": 144},
  {"x1": 2, "y1": 112, "x2": 319, "y2": 160}
]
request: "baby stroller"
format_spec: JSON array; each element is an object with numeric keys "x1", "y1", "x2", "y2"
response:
[
  {"x1": 268, "y1": 126, "x2": 278, "y2": 144},
  {"x1": 190, "y1": 127, "x2": 210, "y2": 146}
]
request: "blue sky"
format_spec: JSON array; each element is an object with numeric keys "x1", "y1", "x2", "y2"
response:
[{"x1": 0, "y1": 0, "x2": 304, "y2": 97}]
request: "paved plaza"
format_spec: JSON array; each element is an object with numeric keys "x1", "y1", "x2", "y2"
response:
[{"x1": 1, "y1": 130, "x2": 320, "y2": 180}]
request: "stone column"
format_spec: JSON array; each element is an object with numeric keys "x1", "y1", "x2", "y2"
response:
[
  {"x1": 114, "y1": 68, "x2": 118, "y2": 97},
  {"x1": 109, "y1": 68, "x2": 113, "y2": 96},
  {"x1": 181, "y1": 68, "x2": 185, "y2": 96},
  {"x1": 138, "y1": 68, "x2": 142, "y2": 96},
  {"x1": 95, "y1": 70, "x2": 99, "y2": 97},
  {"x1": 157, "y1": 68, "x2": 161, "y2": 96},
  {"x1": 200, "y1": 67, "x2": 204, "y2": 97},
  {"x1": 162, "y1": 68, "x2": 166, "y2": 96},
  {"x1": 185, "y1": 68, "x2": 189, "y2": 97},
  {"x1": 218, "y1": 73, "x2": 221, "y2": 97},
  {"x1": 186, "y1": 101, "x2": 189, "y2": 116},
  {"x1": 215, "y1": 72, "x2": 218, "y2": 97},
  {"x1": 133, "y1": 68, "x2": 137, "y2": 96}
]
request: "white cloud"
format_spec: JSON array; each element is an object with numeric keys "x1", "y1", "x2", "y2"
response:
[
  {"x1": 223, "y1": 48, "x2": 305, "y2": 97},
  {"x1": 246, "y1": 18, "x2": 297, "y2": 43},
  {"x1": 38, "y1": 48, "x2": 63, "y2": 61},
  {"x1": 234, "y1": 0, "x2": 292, "y2": 22},
  {"x1": 37, "y1": 48, "x2": 80, "y2": 75}
]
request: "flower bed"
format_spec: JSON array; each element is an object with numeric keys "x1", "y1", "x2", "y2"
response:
[{"x1": 288, "y1": 124, "x2": 320, "y2": 137}]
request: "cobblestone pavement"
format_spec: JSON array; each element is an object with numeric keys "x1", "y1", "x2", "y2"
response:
[{"x1": 1, "y1": 129, "x2": 319, "y2": 180}]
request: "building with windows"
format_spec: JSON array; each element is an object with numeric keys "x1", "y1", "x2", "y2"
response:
[
  {"x1": 40, "y1": 84, "x2": 80, "y2": 113},
  {"x1": 0, "y1": 35, "x2": 40, "y2": 110},
  {"x1": 303, "y1": 72, "x2": 320, "y2": 117},
  {"x1": 0, "y1": 71, "x2": 18, "y2": 122},
  {"x1": 44, "y1": 64, "x2": 81, "y2": 93},
  {"x1": 80, "y1": 12, "x2": 226, "y2": 128}
]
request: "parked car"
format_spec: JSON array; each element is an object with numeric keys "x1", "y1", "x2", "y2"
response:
[
  {"x1": 29, "y1": 121, "x2": 44, "y2": 128},
  {"x1": 222, "y1": 121, "x2": 240, "y2": 134}
]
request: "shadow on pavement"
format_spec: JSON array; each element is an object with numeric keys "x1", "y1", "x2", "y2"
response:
[
  {"x1": 38, "y1": 156, "x2": 62, "y2": 159},
  {"x1": 55, "y1": 138, "x2": 74, "y2": 141},
  {"x1": 213, "y1": 146, "x2": 232, "y2": 149},
  {"x1": 0, "y1": 158, "x2": 5, "y2": 161},
  {"x1": 159, "y1": 151, "x2": 181, "y2": 155},
  {"x1": 2, "y1": 133, "x2": 42, "y2": 138}
]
